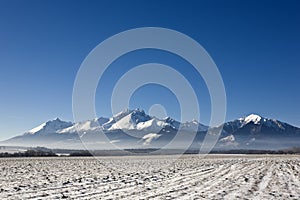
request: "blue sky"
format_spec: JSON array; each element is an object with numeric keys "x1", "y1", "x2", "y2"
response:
[{"x1": 0, "y1": 0, "x2": 299, "y2": 140}]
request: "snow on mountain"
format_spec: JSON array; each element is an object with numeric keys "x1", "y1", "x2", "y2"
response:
[
  {"x1": 109, "y1": 114, "x2": 136, "y2": 130},
  {"x1": 107, "y1": 109, "x2": 208, "y2": 132},
  {"x1": 27, "y1": 122, "x2": 47, "y2": 134},
  {"x1": 242, "y1": 114, "x2": 262, "y2": 125},
  {"x1": 163, "y1": 117, "x2": 180, "y2": 130},
  {"x1": 58, "y1": 117, "x2": 109, "y2": 134},
  {"x1": 19, "y1": 109, "x2": 209, "y2": 138},
  {"x1": 18, "y1": 112, "x2": 298, "y2": 139},
  {"x1": 181, "y1": 119, "x2": 208, "y2": 132},
  {"x1": 162, "y1": 117, "x2": 208, "y2": 132},
  {"x1": 108, "y1": 109, "x2": 151, "y2": 130},
  {"x1": 230, "y1": 113, "x2": 264, "y2": 128},
  {"x1": 24, "y1": 118, "x2": 73, "y2": 135},
  {"x1": 218, "y1": 134, "x2": 239, "y2": 147},
  {"x1": 3, "y1": 110, "x2": 299, "y2": 150},
  {"x1": 263, "y1": 119, "x2": 287, "y2": 131},
  {"x1": 141, "y1": 133, "x2": 161, "y2": 145},
  {"x1": 220, "y1": 134, "x2": 235, "y2": 142},
  {"x1": 225, "y1": 114, "x2": 288, "y2": 131},
  {"x1": 218, "y1": 113, "x2": 300, "y2": 149},
  {"x1": 136, "y1": 118, "x2": 169, "y2": 131}
]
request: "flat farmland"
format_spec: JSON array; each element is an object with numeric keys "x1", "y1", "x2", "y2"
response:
[{"x1": 0, "y1": 155, "x2": 299, "y2": 199}]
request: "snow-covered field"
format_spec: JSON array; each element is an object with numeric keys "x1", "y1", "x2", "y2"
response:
[{"x1": 0, "y1": 155, "x2": 299, "y2": 199}]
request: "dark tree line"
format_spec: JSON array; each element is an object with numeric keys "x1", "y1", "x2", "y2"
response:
[{"x1": 0, "y1": 149, "x2": 57, "y2": 157}]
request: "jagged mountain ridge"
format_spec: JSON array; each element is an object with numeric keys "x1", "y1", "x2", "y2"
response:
[
  {"x1": 1, "y1": 110, "x2": 300, "y2": 150},
  {"x1": 1, "y1": 109, "x2": 208, "y2": 148},
  {"x1": 219, "y1": 114, "x2": 300, "y2": 149}
]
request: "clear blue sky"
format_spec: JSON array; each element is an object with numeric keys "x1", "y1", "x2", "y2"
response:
[{"x1": 0, "y1": 0, "x2": 299, "y2": 140}]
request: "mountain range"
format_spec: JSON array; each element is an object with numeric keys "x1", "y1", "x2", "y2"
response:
[{"x1": 1, "y1": 109, "x2": 299, "y2": 150}]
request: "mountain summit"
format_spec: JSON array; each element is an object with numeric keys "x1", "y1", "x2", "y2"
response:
[
  {"x1": 241, "y1": 114, "x2": 262, "y2": 125},
  {"x1": 24, "y1": 118, "x2": 73, "y2": 135}
]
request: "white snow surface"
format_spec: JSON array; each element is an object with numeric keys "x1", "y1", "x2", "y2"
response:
[
  {"x1": 1, "y1": 155, "x2": 299, "y2": 199},
  {"x1": 241, "y1": 114, "x2": 262, "y2": 125}
]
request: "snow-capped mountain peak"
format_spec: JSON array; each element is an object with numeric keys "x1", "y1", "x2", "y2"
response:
[
  {"x1": 238, "y1": 114, "x2": 287, "y2": 130},
  {"x1": 112, "y1": 108, "x2": 147, "y2": 120},
  {"x1": 223, "y1": 114, "x2": 296, "y2": 136},
  {"x1": 241, "y1": 114, "x2": 262, "y2": 125},
  {"x1": 25, "y1": 118, "x2": 73, "y2": 135},
  {"x1": 108, "y1": 109, "x2": 152, "y2": 131}
]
